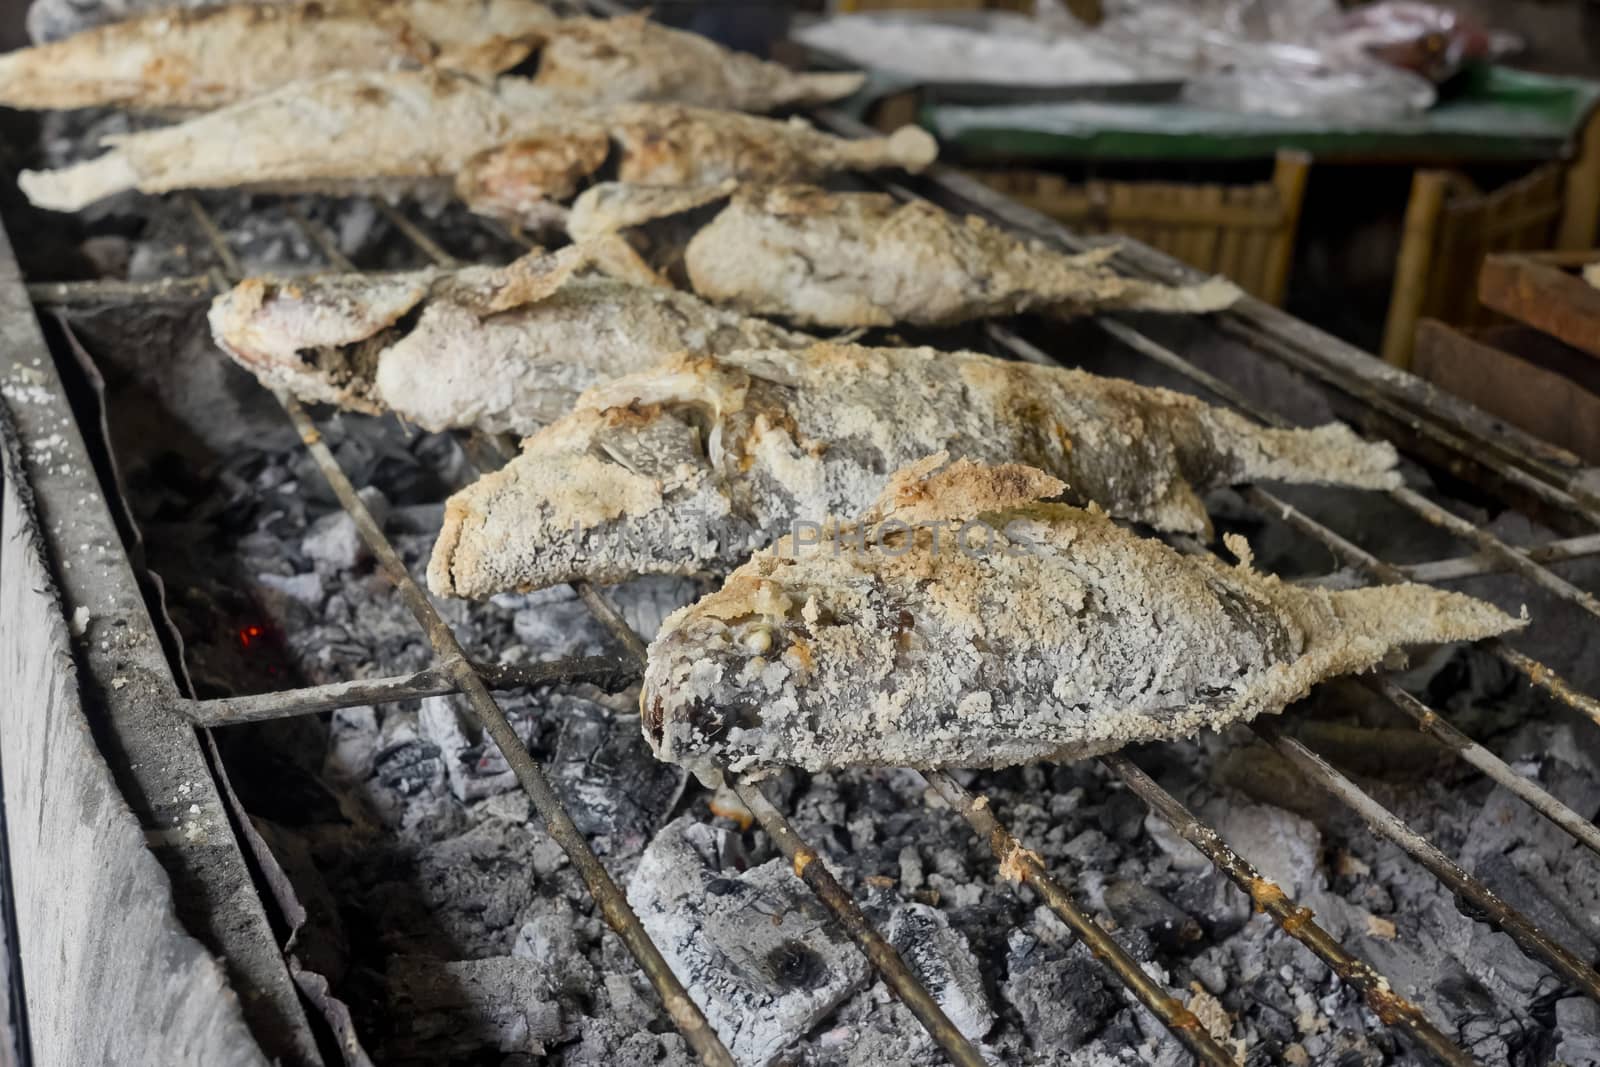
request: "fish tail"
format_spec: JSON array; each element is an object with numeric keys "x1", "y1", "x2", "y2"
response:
[
  {"x1": 1112, "y1": 275, "x2": 1243, "y2": 314},
  {"x1": 775, "y1": 70, "x2": 867, "y2": 107},
  {"x1": 18, "y1": 153, "x2": 139, "y2": 212},
  {"x1": 1327, "y1": 583, "x2": 1524, "y2": 649}
]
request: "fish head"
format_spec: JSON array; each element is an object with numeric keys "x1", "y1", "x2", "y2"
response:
[{"x1": 207, "y1": 272, "x2": 435, "y2": 411}]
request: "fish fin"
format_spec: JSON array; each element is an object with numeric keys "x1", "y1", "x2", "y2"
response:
[
  {"x1": 863, "y1": 454, "x2": 1066, "y2": 526},
  {"x1": 577, "y1": 234, "x2": 671, "y2": 289},
  {"x1": 567, "y1": 179, "x2": 736, "y2": 242}
]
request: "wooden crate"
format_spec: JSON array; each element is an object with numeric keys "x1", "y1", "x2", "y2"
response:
[
  {"x1": 1381, "y1": 104, "x2": 1600, "y2": 368},
  {"x1": 966, "y1": 153, "x2": 1311, "y2": 306}
]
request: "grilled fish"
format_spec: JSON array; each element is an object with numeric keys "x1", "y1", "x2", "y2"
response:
[
  {"x1": 567, "y1": 181, "x2": 1242, "y2": 327},
  {"x1": 0, "y1": 0, "x2": 558, "y2": 112},
  {"x1": 427, "y1": 342, "x2": 1400, "y2": 597},
  {"x1": 208, "y1": 242, "x2": 810, "y2": 434},
  {"x1": 531, "y1": 14, "x2": 865, "y2": 112},
  {"x1": 18, "y1": 69, "x2": 580, "y2": 212},
  {"x1": 457, "y1": 104, "x2": 937, "y2": 227},
  {"x1": 641, "y1": 455, "x2": 1523, "y2": 779}
]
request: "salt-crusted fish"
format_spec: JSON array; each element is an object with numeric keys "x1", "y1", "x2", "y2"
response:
[
  {"x1": 641, "y1": 455, "x2": 1523, "y2": 779},
  {"x1": 208, "y1": 242, "x2": 810, "y2": 434},
  {"x1": 426, "y1": 343, "x2": 1400, "y2": 597},
  {"x1": 567, "y1": 181, "x2": 1243, "y2": 327},
  {"x1": 0, "y1": 0, "x2": 558, "y2": 112},
  {"x1": 531, "y1": 14, "x2": 865, "y2": 112},
  {"x1": 457, "y1": 103, "x2": 937, "y2": 227},
  {"x1": 19, "y1": 69, "x2": 580, "y2": 212}
]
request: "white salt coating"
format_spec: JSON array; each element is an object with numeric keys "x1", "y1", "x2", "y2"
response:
[
  {"x1": 571, "y1": 181, "x2": 1242, "y2": 328},
  {"x1": 427, "y1": 342, "x2": 1401, "y2": 597},
  {"x1": 640, "y1": 456, "x2": 1523, "y2": 780},
  {"x1": 461, "y1": 103, "x2": 936, "y2": 228},
  {"x1": 0, "y1": 0, "x2": 559, "y2": 112},
  {"x1": 19, "y1": 69, "x2": 580, "y2": 212},
  {"x1": 207, "y1": 243, "x2": 809, "y2": 434}
]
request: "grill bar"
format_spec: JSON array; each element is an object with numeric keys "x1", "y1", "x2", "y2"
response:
[
  {"x1": 731, "y1": 778, "x2": 990, "y2": 1067},
  {"x1": 184, "y1": 654, "x2": 637, "y2": 726},
  {"x1": 1255, "y1": 720, "x2": 1600, "y2": 1004},
  {"x1": 1365, "y1": 678, "x2": 1600, "y2": 857},
  {"x1": 920, "y1": 771, "x2": 1236, "y2": 1066},
  {"x1": 1099, "y1": 752, "x2": 1476, "y2": 1067}
]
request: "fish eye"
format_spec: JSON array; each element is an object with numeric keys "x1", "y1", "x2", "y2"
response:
[{"x1": 743, "y1": 626, "x2": 773, "y2": 654}]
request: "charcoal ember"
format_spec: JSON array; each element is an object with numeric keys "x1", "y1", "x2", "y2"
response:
[
  {"x1": 255, "y1": 570, "x2": 323, "y2": 607},
  {"x1": 323, "y1": 705, "x2": 380, "y2": 783},
  {"x1": 513, "y1": 898, "x2": 597, "y2": 1000},
  {"x1": 609, "y1": 574, "x2": 705, "y2": 641},
  {"x1": 369, "y1": 821, "x2": 549, "y2": 958},
  {"x1": 385, "y1": 955, "x2": 562, "y2": 1059},
  {"x1": 1003, "y1": 927, "x2": 1120, "y2": 1051},
  {"x1": 419, "y1": 695, "x2": 522, "y2": 803},
  {"x1": 371, "y1": 711, "x2": 444, "y2": 799},
  {"x1": 302, "y1": 487, "x2": 389, "y2": 571},
  {"x1": 1555, "y1": 997, "x2": 1600, "y2": 1066},
  {"x1": 627, "y1": 816, "x2": 870, "y2": 1065},
  {"x1": 1102, "y1": 880, "x2": 1203, "y2": 953},
  {"x1": 885, "y1": 903, "x2": 994, "y2": 1041},
  {"x1": 549, "y1": 694, "x2": 687, "y2": 857}
]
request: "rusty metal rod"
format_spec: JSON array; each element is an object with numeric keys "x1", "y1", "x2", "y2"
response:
[
  {"x1": 373, "y1": 199, "x2": 462, "y2": 268},
  {"x1": 183, "y1": 194, "x2": 245, "y2": 280},
  {"x1": 1300, "y1": 533, "x2": 1600, "y2": 586},
  {"x1": 278, "y1": 392, "x2": 734, "y2": 1065},
  {"x1": 1099, "y1": 753, "x2": 1478, "y2": 1067},
  {"x1": 1367, "y1": 678, "x2": 1600, "y2": 858},
  {"x1": 184, "y1": 654, "x2": 638, "y2": 726},
  {"x1": 27, "y1": 274, "x2": 220, "y2": 304},
  {"x1": 284, "y1": 201, "x2": 357, "y2": 271},
  {"x1": 1244, "y1": 485, "x2": 1600, "y2": 731},
  {"x1": 730, "y1": 778, "x2": 990, "y2": 1067},
  {"x1": 920, "y1": 770, "x2": 1236, "y2": 1067},
  {"x1": 1254, "y1": 720, "x2": 1600, "y2": 1004}
]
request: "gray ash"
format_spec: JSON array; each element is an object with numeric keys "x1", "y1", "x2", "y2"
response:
[{"x1": 54, "y1": 190, "x2": 1600, "y2": 1067}]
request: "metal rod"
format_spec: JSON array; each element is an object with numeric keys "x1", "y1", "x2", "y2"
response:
[
  {"x1": 284, "y1": 201, "x2": 357, "y2": 271},
  {"x1": 1302, "y1": 533, "x2": 1600, "y2": 586},
  {"x1": 373, "y1": 199, "x2": 462, "y2": 268},
  {"x1": 279, "y1": 392, "x2": 734, "y2": 1065},
  {"x1": 1367, "y1": 678, "x2": 1600, "y2": 858},
  {"x1": 184, "y1": 654, "x2": 638, "y2": 726},
  {"x1": 26, "y1": 274, "x2": 220, "y2": 304},
  {"x1": 1254, "y1": 720, "x2": 1600, "y2": 1004},
  {"x1": 1099, "y1": 753, "x2": 1477, "y2": 1067},
  {"x1": 730, "y1": 778, "x2": 991, "y2": 1067},
  {"x1": 183, "y1": 194, "x2": 245, "y2": 280},
  {"x1": 920, "y1": 770, "x2": 1236, "y2": 1067}
]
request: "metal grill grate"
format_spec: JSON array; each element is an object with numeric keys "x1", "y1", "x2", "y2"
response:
[{"x1": 9, "y1": 101, "x2": 1600, "y2": 1067}]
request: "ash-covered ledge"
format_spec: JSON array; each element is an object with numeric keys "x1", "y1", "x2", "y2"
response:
[{"x1": 0, "y1": 217, "x2": 320, "y2": 1065}]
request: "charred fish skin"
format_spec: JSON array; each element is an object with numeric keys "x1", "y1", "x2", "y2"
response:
[
  {"x1": 0, "y1": 0, "x2": 558, "y2": 111},
  {"x1": 641, "y1": 457, "x2": 1524, "y2": 782},
  {"x1": 569, "y1": 181, "x2": 1241, "y2": 327},
  {"x1": 426, "y1": 341, "x2": 1400, "y2": 599},
  {"x1": 209, "y1": 245, "x2": 812, "y2": 436},
  {"x1": 531, "y1": 14, "x2": 866, "y2": 112},
  {"x1": 458, "y1": 105, "x2": 937, "y2": 228}
]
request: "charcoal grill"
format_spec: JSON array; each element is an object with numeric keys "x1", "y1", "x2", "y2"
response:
[{"x1": 3, "y1": 22, "x2": 1600, "y2": 1067}]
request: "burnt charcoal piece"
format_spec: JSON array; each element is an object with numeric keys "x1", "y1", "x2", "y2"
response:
[
  {"x1": 627, "y1": 816, "x2": 869, "y2": 1065},
  {"x1": 1101, "y1": 880, "x2": 1203, "y2": 954},
  {"x1": 550, "y1": 694, "x2": 687, "y2": 858},
  {"x1": 1003, "y1": 931, "x2": 1120, "y2": 1051},
  {"x1": 885, "y1": 903, "x2": 995, "y2": 1041}
]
